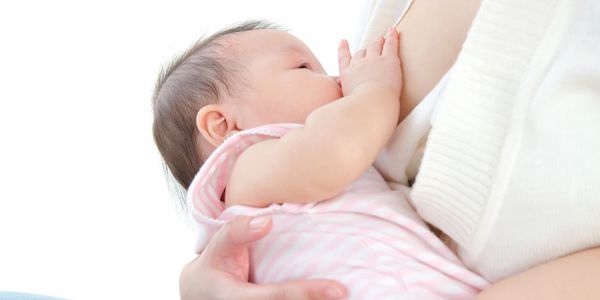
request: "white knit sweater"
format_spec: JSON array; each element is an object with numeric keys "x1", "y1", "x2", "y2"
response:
[
  {"x1": 409, "y1": 0, "x2": 600, "y2": 281},
  {"x1": 361, "y1": 0, "x2": 600, "y2": 282}
]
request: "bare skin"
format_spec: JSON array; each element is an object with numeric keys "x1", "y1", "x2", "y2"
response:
[
  {"x1": 394, "y1": 0, "x2": 481, "y2": 121},
  {"x1": 180, "y1": 2, "x2": 485, "y2": 299},
  {"x1": 180, "y1": 1, "x2": 600, "y2": 299},
  {"x1": 475, "y1": 247, "x2": 600, "y2": 300}
]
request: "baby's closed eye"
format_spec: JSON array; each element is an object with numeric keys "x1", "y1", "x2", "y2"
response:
[{"x1": 298, "y1": 63, "x2": 312, "y2": 69}]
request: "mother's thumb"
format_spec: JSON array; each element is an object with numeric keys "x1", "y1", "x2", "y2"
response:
[{"x1": 208, "y1": 216, "x2": 273, "y2": 256}]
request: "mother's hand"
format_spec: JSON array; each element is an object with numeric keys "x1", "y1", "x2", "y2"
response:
[{"x1": 180, "y1": 215, "x2": 348, "y2": 300}]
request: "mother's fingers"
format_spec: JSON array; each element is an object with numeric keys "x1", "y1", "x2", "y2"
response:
[
  {"x1": 241, "y1": 279, "x2": 348, "y2": 300},
  {"x1": 206, "y1": 215, "x2": 272, "y2": 261}
]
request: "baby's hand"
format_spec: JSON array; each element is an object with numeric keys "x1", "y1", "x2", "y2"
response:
[{"x1": 338, "y1": 28, "x2": 402, "y2": 97}]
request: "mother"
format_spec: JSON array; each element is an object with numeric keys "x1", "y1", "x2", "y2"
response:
[{"x1": 180, "y1": 0, "x2": 600, "y2": 298}]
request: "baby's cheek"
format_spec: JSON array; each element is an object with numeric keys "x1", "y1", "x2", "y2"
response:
[{"x1": 327, "y1": 81, "x2": 343, "y2": 100}]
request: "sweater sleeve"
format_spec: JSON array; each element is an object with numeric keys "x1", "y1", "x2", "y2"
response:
[{"x1": 412, "y1": 0, "x2": 600, "y2": 281}]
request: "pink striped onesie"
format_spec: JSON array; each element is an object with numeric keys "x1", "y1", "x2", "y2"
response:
[{"x1": 187, "y1": 123, "x2": 489, "y2": 299}]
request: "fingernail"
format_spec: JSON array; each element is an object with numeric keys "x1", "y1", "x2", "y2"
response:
[
  {"x1": 324, "y1": 286, "x2": 346, "y2": 299},
  {"x1": 249, "y1": 216, "x2": 269, "y2": 231},
  {"x1": 384, "y1": 28, "x2": 393, "y2": 38}
]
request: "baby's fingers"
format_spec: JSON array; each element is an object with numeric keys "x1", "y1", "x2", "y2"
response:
[
  {"x1": 366, "y1": 36, "x2": 384, "y2": 56},
  {"x1": 382, "y1": 28, "x2": 400, "y2": 58},
  {"x1": 338, "y1": 39, "x2": 351, "y2": 74}
]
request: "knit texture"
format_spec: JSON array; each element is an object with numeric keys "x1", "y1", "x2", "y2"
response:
[{"x1": 412, "y1": 0, "x2": 600, "y2": 280}]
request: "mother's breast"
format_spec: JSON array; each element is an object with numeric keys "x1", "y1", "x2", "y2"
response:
[{"x1": 394, "y1": 0, "x2": 481, "y2": 121}]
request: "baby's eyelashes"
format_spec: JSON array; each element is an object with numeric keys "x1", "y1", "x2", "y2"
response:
[{"x1": 298, "y1": 62, "x2": 312, "y2": 69}]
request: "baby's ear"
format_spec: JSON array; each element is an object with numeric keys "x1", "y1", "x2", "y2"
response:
[{"x1": 196, "y1": 104, "x2": 237, "y2": 147}]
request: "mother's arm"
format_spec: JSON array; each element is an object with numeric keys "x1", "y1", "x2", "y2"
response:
[{"x1": 476, "y1": 247, "x2": 600, "y2": 299}]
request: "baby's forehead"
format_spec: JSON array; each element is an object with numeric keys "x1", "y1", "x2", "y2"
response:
[
  {"x1": 221, "y1": 29, "x2": 308, "y2": 56},
  {"x1": 229, "y1": 29, "x2": 294, "y2": 41}
]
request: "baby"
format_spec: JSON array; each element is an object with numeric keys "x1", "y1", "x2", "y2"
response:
[{"x1": 152, "y1": 20, "x2": 487, "y2": 299}]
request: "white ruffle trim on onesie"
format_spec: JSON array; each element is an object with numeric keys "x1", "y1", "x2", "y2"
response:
[{"x1": 186, "y1": 123, "x2": 303, "y2": 252}]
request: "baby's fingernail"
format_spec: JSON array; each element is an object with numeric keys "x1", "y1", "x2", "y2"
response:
[
  {"x1": 384, "y1": 28, "x2": 392, "y2": 38},
  {"x1": 249, "y1": 216, "x2": 270, "y2": 231}
]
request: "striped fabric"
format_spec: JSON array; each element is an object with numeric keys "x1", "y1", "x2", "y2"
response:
[{"x1": 187, "y1": 124, "x2": 489, "y2": 299}]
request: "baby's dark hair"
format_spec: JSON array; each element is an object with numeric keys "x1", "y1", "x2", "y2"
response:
[{"x1": 152, "y1": 20, "x2": 282, "y2": 206}]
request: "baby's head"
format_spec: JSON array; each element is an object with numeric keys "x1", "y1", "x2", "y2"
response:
[{"x1": 152, "y1": 20, "x2": 342, "y2": 194}]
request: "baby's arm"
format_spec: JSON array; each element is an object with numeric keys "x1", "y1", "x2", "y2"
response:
[{"x1": 226, "y1": 29, "x2": 402, "y2": 207}]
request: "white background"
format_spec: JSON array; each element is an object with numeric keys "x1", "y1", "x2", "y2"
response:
[{"x1": 0, "y1": 1, "x2": 366, "y2": 299}]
